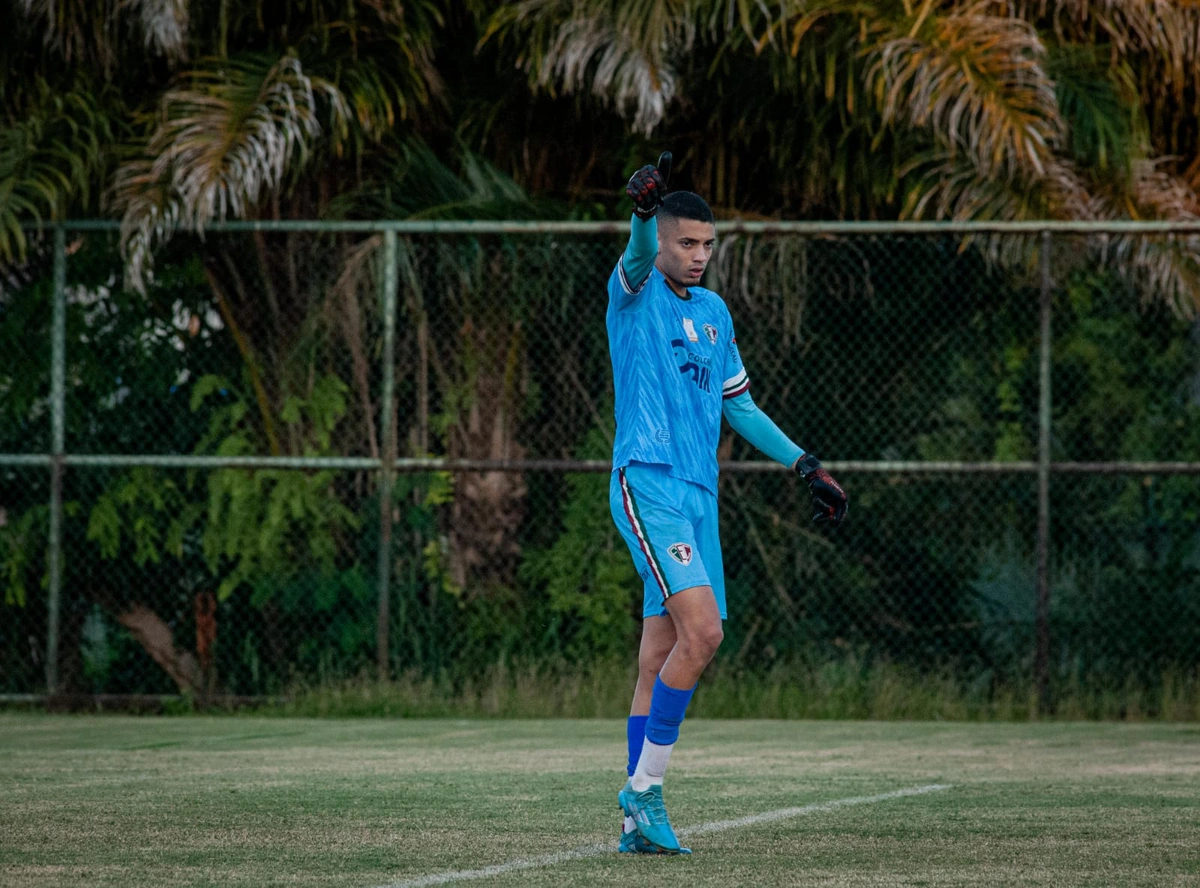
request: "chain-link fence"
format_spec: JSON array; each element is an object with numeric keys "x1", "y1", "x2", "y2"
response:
[{"x1": 3, "y1": 220, "x2": 1200, "y2": 706}]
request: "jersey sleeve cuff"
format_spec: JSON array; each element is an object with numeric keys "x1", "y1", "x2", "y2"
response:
[
  {"x1": 617, "y1": 257, "x2": 653, "y2": 296},
  {"x1": 722, "y1": 369, "x2": 750, "y2": 400}
]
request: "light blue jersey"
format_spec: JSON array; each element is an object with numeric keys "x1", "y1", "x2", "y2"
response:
[{"x1": 607, "y1": 257, "x2": 748, "y2": 496}]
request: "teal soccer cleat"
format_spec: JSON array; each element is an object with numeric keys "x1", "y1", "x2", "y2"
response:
[
  {"x1": 617, "y1": 780, "x2": 691, "y2": 854},
  {"x1": 617, "y1": 824, "x2": 640, "y2": 853},
  {"x1": 619, "y1": 824, "x2": 693, "y2": 855}
]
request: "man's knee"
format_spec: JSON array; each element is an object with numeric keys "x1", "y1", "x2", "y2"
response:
[
  {"x1": 679, "y1": 620, "x2": 723, "y2": 660},
  {"x1": 664, "y1": 585, "x2": 723, "y2": 658},
  {"x1": 697, "y1": 621, "x2": 724, "y2": 656},
  {"x1": 639, "y1": 648, "x2": 668, "y2": 678},
  {"x1": 638, "y1": 614, "x2": 676, "y2": 674}
]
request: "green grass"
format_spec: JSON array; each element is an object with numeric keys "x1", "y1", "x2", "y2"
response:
[
  {"x1": 271, "y1": 659, "x2": 1200, "y2": 721},
  {"x1": 3, "y1": 715, "x2": 1199, "y2": 886}
]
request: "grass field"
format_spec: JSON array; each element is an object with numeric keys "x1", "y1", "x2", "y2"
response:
[{"x1": 2, "y1": 715, "x2": 1198, "y2": 887}]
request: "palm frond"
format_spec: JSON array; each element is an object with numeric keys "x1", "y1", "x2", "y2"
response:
[
  {"x1": 694, "y1": 0, "x2": 787, "y2": 45},
  {"x1": 298, "y1": 40, "x2": 440, "y2": 147},
  {"x1": 125, "y1": 0, "x2": 189, "y2": 62},
  {"x1": 480, "y1": 0, "x2": 696, "y2": 134},
  {"x1": 0, "y1": 77, "x2": 117, "y2": 262},
  {"x1": 1093, "y1": 161, "x2": 1200, "y2": 315},
  {"x1": 1032, "y1": 1, "x2": 1189, "y2": 85},
  {"x1": 1046, "y1": 45, "x2": 1142, "y2": 175},
  {"x1": 1023, "y1": 1, "x2": 1200, "y2": 160},
  {"x1": 324, "y1": 140, "x2": 535, "y2": 221},
  {"x1": 745, "y1": 0, "x2": 878, "y2": 56},
  {"x1": 18, "y1": 0, "x2": 118, "y2": 69},
  {"x1": 899, "y1": 148, "x2": 1094, "y2": 276},
  {"x1": 903, "y1": 148, "x2": 1093, "y2": 220},
  {"x1": 904, "y1": 149, "x2": 1200, "y2": 314},
  {"x1": 113, "y1": 53, "x2": 349, "y2": 292},
  {"x1": 299, "y1": 0, "x2": 444, "y2": 131},
  {"x1": 870, "y1": 2, "x2": 1064, "y2": 181},
  {"x1": 18, "y1": 0, "x2": 189, "y2": 70}
]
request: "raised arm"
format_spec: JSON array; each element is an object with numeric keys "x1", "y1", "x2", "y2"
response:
[
  {"x1": 612, "y1": 163, "x2": 668, "y2": 306},
  {"x1": 618, "y1": 213, "x2": 658, "y2": 297}
]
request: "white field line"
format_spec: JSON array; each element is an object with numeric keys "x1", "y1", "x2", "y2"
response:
[{"x1": 377, "y1": 783, "x2": 953, "y2": 888}]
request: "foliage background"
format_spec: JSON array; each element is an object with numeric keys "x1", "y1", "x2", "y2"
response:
[
  {"x1": 3, "y1": 1, "x2": 1200, "y2": 710},
  {"x1": 4, "y1": 226, "x2": 1200, "y2": 714}
]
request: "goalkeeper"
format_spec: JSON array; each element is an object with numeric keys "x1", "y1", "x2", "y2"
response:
[{"x1": 609, "y1": 157, "x2": 848, "y2": 855}]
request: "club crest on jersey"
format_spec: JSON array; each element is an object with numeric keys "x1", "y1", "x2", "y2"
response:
[
  {"x1": 703, "y1": 323, "x2": 718, "y2": 345},
  {"x1": 681, "y1": 317, "x2": 699, "y2": 342},
  {"x1": 667, "y1": 543, "x2": 693, "y2": 565}
]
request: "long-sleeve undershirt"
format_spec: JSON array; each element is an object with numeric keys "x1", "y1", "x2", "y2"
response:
[{"x1": 722, "y1": 391, "x2": 804, "y2": 469}]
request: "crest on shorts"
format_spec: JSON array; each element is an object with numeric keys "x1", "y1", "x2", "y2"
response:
[
  {"x1": 702, "y1": 323, "x2": 718, "y2": 345},
  {"x1": 667, "y1": 543, "x2": 693, "y2": 565}
]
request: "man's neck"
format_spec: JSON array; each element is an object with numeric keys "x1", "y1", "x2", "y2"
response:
[{"x1": 658, "y1": 266, "x2": 691, "y2": 299}]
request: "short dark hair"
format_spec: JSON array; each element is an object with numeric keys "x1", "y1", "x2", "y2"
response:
[{"x1": 659, "y1": 191, "x2": 714, "y2": 225}]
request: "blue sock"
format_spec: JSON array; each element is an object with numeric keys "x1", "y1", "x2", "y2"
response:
[
  {"x1": 626, "y1": 714, "x2": 649, "y2": 777},
  {"x1": 644, "y1": 676, "x2": 696, "y2": 746}
]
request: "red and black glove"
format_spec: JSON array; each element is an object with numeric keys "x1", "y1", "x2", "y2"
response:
[
  {"x1": 795, "y1": 453, "x2": 848, "y2": 529},
  {"x1": 626, "y1": 164, "x2": 666, "y2": 219}
]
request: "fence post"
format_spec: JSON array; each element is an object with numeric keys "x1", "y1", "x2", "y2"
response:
[
  {"x1": 45, "y1": 226, "x2": 67, "y2": 695},
  {"x1": 376, "y1": 230, "x2": 398, "y2": 680},
  {"x1": 1035, "y1": 230, "x2": 1053, "y2": 713}
]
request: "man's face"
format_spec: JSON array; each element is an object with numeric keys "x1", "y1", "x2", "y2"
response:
[{"x1": 656, "y1": 218, "x2": 716, "y2": 292}]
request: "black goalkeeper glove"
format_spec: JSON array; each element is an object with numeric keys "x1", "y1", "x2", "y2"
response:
[
  {"x1": 795, "y1": 453, "x2": 848, "y2": 529},
  {"x1": 626, "y1": 164, "x2": 666, "y2": 219}
]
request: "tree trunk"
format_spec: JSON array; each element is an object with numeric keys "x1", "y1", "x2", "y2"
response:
[
  {"x1": 115, "y1": 604, "x2": 203, "y2": 696},
  {"x1": 447, "y1": 319, "x2": 528, "y2": 591}
]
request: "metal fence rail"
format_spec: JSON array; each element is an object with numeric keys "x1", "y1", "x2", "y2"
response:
[{"x1": 3, "y1": 219, "x2": 1199, "y2": 708}]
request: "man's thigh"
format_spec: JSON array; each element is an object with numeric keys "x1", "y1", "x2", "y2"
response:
[{"x1": 610, "y1": 464, "x2": 714, "y2": 617}]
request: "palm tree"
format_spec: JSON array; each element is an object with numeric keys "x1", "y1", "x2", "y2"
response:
[
  {"x1": 8, "y1": 0, "x2": 1200, "y2": 692},
  {"x1": 480, "y1": 0, "x2": 1200, "y2": 309},
  {"x1": 1, "y1": 0, "x2": 524, "y2": 693}
]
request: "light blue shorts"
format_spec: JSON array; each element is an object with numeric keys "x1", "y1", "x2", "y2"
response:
[{"x1": 609, "y1": 462, "x2": 726, "y2": 619}]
